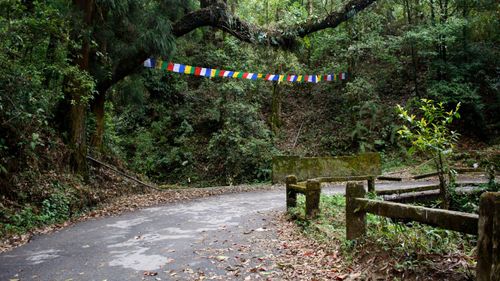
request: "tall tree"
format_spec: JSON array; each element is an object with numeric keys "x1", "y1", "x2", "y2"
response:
[
  {"x1": 62, "y1": 0, "x2": 378, "y2": 176},
  {"x1": 62, "y1": 0, "x2": 95, "y2": 177}
]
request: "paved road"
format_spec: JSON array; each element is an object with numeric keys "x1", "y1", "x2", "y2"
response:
[
  {"x1": 0, "y1": 176, "x2": 490, "y2": 281},
  {"x1": 1, "y1": 191, "x2": 286, "y2": 281}
]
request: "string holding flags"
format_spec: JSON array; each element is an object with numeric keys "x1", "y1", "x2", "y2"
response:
[{"x1": 143, "y1": 58, "x2": 349, "y2": 83}]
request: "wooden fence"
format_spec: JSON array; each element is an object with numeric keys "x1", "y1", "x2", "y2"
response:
[
  {"x1": 285, "y1": 175, "x2": 321, "y2": 218},
  {"x1": 378, "y1": 166, "x2": 498, "y2": 181},
  {"x1": 285, "y1": 174, "x2": 377, "y2": 218},
  {"x1": 345, "y1": 182, "x2": 499, "y2": 281}
]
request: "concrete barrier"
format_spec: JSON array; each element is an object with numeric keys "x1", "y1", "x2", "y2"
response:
[{"x1": 272, "y1": 153, "x2": 381, "y2": 184}]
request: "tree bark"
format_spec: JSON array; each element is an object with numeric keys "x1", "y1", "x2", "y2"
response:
[
  {"x1": 90, "y1": 90, "x2": 105, "y2": 151},
  {"x1": 65, "y1": 85, "x2": 89, "y2": 178},
  {"x1": 403, "y1": 0, "x2": 420, "y2": 97},
  {"x1": 307, "y1": 0, "x2": 314, "y2": 18},
  {"x1": 62, "y1": 0, "x2": 94, "y2": 178},
  {"x1": 435, "y1": 153, "x2": 450, "y2": 209},
  {"x1": 270, "y1": 82, "x2": 283, "y2": 134}
]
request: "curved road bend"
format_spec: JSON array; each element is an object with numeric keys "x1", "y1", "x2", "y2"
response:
[{"x1": 0, "y1": 178, "x2": 489, "y2": 280}]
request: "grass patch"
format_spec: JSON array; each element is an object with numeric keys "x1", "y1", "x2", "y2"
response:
[
  {"x1": 287, "y1": 194, "x2": 476, "y2": 280},
  {"x1": 380, "y1": 152, "x2": 437, "y2": 175}
]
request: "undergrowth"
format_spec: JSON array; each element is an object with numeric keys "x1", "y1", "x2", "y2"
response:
[
  {"x1": 288, "y1": 194, "x2": 476, "y2": 279},
  {"x1": 0, "y1": 165, "x2": 146, "y2": 239}
]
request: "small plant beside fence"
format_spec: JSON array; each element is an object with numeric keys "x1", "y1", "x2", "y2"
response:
[{"x1": 345, "y1": 182, "x2": 499, "y2": 281}]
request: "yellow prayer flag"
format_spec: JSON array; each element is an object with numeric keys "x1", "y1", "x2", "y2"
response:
[{"x1": 156, "y1": 60, "x2": 163, "y2": 69}]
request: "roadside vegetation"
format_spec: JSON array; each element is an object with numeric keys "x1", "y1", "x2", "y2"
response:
[
  {"x1": 287, "y1": 195, "x2": 478, "y2": 280},
  {"x1": 0, "y1": 0, "x2": 499, "y2": 266}
]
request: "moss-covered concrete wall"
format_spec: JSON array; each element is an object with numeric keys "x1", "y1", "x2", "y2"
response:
[{"x1": 272, "y1": 153, "x2": 381, "y2": 183}]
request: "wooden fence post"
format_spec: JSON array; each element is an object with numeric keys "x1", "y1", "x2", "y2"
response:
[
  {"x1": 477, "y1": 192, "x2": 500, "y2": 281},
  {"x1": 346, "y1": 182, "x2": 366, "y2": 240},
  {"x1": 486, "y1": 164, "x2": 496, "y2": 186},
  {"x1": 491, "y1": 193, "x2": 500, "y2": 280},
  {"x1": 305, "y1": 179, "x2": 321, "y2": 218},
  {"x1": 286, "y1": 175, "x2": 298, "y2": 210},
  {"x1": 367, "y1": 177, "x2": 375, "y2": 192}
]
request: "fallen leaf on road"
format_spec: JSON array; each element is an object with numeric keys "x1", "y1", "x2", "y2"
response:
[
  {"x1": 143, "y1": 271, "x2": 158, "y2": 276},
  {"x1": 215, "y1": 255, "x2": 229, "y2": 261},
  {"x1": 335, "y1": 274, "x2": 348, "y2": 280}
]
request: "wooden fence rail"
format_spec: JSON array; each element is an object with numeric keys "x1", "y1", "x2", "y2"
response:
[
  {"x1": 345, "y1": 182, "x2": 499, "y2": 281},
  {"x1": 286, "y1": 175, "x2": 320, "y2": 218}
]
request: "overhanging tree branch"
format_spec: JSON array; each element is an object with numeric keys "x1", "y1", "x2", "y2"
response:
[
  {"x1": 172, "y1": 0, "x2": 378, "y2": 48},
  {"x1": 101, "y1": 0, "x2": 377, "y2": 92},
  {"x1": 90, "y1": 0, "x2": 377, "y2": 151}
]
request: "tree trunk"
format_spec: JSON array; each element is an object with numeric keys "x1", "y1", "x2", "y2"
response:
[
  {"x1": 265, "y1": 0, "x2": 269, "y2": 25},
  {"x1": 403, "y1": 0, "x2": 420, "y2": 97},
  {"x1": 66, "y1": 86, "x2": 89, "y2": 178},
  {"x1": 307, "y1": 0, "x2": 314, "y2": 18},
  {"x1": 437, "y1": 0, "x2": 449, "y2": 80},
  {"x1": 436, "y1": 153, "x2": 450, "y2": 209},
  {"x1": 270, "y1": 82, "x2": 283, "y2": 134},
  {"x1": 63, "y1": 0, "x2": 94, "y2": 178},
  {"x1": 90, "y1": 90, "x2": 106, "y2": 152},
  {"x1": 461, "y1": 1, "x2": 469, "y2": 62}
]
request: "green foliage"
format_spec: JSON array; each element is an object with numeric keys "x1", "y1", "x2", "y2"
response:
[
  {"x1": 397, "y1": 99, "x2": 461, "y2": 157},
  {"x1": 1, "y1": 0, "x2": 499, "y2": 240},
  {"x1": 40, "y1": 192, "x2": 71, "y2": 224},
  {"x1": 0, "y1": 0, "x2": 93, "y2": 195},
  {"x1": 208, "y1": 100, "x2": 276, "y2": 184},
  {"x1": 367, "y1": 214, "x2": 475, "y2": 274},
  {"x1": 5, "y1": 206, "x2": 40, "y2": 233},
  {"x1": 0, "y1": 180, "x2": 77, "y2": 236},
  {"x1": 397, "y1": 99, "x2": 461, "y2": 207},
  {"x1": 288, "y1": 195, "x2": 346, "y2": 240}
]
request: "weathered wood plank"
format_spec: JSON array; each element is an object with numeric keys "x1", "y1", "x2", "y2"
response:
[
  {"x1": 346, "y1": 182, "x2": 366, "y2": 240},
  {"x1": 477, "y1": 192, "x2": 500, "y2": 281},
  {"x1": 376, "y1": 185, "x2": 440, "y2": 196},
  {"x1": 305, "y1": 180, "x2": 321, "y2": 218},
  {"x1": 412, "y1": 172, "x2": 440, "y2": 180},
  {"x1": 289, "y1": 184, "x2": 306, "y2": 193},
  {"x1": 315, "y1": 175, "x2": 372, "y2": 182},
  {"x1": 492, "y1": 193, "x2": 500, "y2": 281},
  {"x1": 354, "y1": 198, "x2": 479, "y2": 235},
  {"x1": 377, "y1": 176, "x2": 403, "y2": 181},
  {"x1": 286, "y1": 175, "x2": 298, "y2": 210}
]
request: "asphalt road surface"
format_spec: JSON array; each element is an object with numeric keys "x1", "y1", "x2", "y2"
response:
[{"x1": 0, "y1": 176, "x2": 490, "y2": 280}]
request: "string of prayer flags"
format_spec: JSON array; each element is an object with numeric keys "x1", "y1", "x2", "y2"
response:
[{"x1": 143, "y1": 58, "x2": 349, "y2": 83}]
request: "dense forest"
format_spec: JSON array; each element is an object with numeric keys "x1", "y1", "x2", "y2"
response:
[{"x1": 1, "y1": 0, "x2": 499, "y2": 235}]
